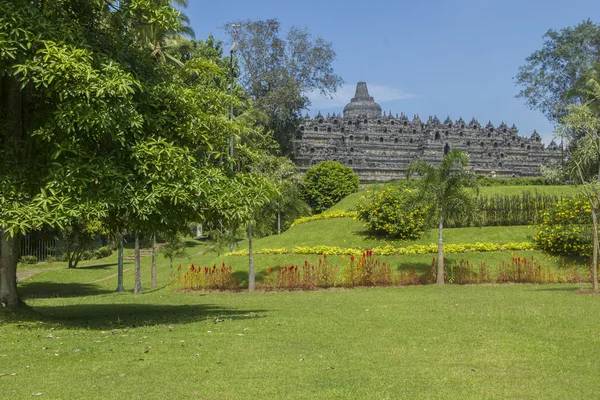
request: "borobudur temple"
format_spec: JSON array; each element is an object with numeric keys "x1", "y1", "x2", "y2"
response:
[{"x1": 294, "y1": 82, "x2": 562, "y2": 181}]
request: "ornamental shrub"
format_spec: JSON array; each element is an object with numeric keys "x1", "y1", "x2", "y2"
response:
[
  {"x1": 301, "y1": 161, "x2": 359, "y2": 213},
  {"x1": 533, "y1": 196, "x2": 592, "y2": 256},
  {"x1": 356, "y1": 185, "x2": 427, "y2": 240}
]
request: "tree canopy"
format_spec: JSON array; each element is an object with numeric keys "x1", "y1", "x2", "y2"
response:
[
  {"x1": 0, "y1": 0, "x2": 275, "y2": 308},
  {"x1": 515, "y1": 19, "x2": 600, "y2": 123},
  {"x1": 223, "y1": 19, "x2": 343, "y2": 155}
]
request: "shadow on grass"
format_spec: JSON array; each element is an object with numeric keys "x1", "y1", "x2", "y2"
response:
[
  {"x1": 19, "y1": 281, "x2": 114, "y2": 299},
  {"x1": 14, "y1": 302, "x2": 266, "y2": 329},
  {"x1": 77, "y1": 262, "x2": 118, "y2": 270},
  {"x1": 536, "y1": 286, "x2": 585, "y2": 292}
]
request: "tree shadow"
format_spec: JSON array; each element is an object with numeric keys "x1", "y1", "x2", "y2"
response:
[
  {"x1": 77, "y1": 262, "x2": 118, "y2": 270},
  {"x1": 19, "y1": 281, "x2": 114, "y2": 299},
  {"x1": 12, "y1": 302, "x2": 266, "y2": 329},
  {"x1": 535, "y1": 286, "x2": 585, "y2": 292}
]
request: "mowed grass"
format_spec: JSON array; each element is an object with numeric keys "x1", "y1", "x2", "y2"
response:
[
  {"x1": 3, "y1": 184, "x2": 594, "y2": 398},
  {"x1": 3, "y1": 268, "x2": 600, "y2": 399}
]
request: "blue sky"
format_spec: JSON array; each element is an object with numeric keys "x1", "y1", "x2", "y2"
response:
[{"x1": 185, "y1": 0, "x2": 600, "y2": 144}]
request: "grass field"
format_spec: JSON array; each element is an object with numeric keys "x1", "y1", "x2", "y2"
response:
[
  {"x1": 3, "y1": 271, "x2": 600, "y2": 399},
  {"x1": 3, "y1": 184, "x2": 597, "y2": 399}
]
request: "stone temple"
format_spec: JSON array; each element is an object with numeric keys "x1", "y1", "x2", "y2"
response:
[{"x1": 294, "y1": 82, "x2": 562, "y2": 181}]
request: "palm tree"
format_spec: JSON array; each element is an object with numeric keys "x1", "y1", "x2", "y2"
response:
[{"x1": 407, "y1": 149, "x2": 478, "y2": 285}]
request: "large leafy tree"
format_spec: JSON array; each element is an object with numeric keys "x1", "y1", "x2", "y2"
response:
[
  {"x1": 223, "y1": 19, "x2": 343, "y2": 155},
  {"x1": 551, "y1": 90, "x2": 600, "y2": 292},
  {"x1": 515, "y1": 20, "x2": 600, "y2": 123},
  {"x1": 0, "y1": 0, "x2": 244, "y2": 308},
  {"x1": 407, "y1": 150, "x2": 478, "y2": 285}
]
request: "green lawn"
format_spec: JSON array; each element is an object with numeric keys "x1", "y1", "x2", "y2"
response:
[
  {"x1": 4, "y1": 184, "x2": 596, "y2": 399},
  {"x1": 3, "y1": 268, "x2": 600, "y2": 399}
]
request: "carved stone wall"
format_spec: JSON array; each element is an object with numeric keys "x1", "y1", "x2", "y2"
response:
[{"x1": 294, "y1": 83, "x2": 561, "y2": 181}]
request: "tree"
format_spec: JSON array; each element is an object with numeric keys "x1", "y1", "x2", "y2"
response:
[
  {"x1": 515, "y1": 20, "x2": 600, "y2": 123},
  {"x1": 0, "y1": 0, "x2": 250, "y2": 308},
  {"x1": 224, "y1": 19, "x2": 343, "y2": 155},
  {"x1": 301, "y1": 161, "x2": 360, "y2": 213},
  {"x1": 407, "y1": 150, "x2": 478, "y2": 285},
  {"x1": 161, "y1": 233, "x2": 188, "y2": 278},
  {"x1": 60, "y1": 219, "x2": 104, "y2": 269},
  {"x1": 551, "y1": 103, "x2": 600, "y2": 292}
]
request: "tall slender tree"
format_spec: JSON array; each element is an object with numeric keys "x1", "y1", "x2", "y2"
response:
[{"x1": 407, "y1": 150, "x2": 478, "y2": 285}]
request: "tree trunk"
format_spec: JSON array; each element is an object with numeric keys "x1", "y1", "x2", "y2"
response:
[
  {"x1": 0, "y1": 231, "x2": 20, "y2": 309},
  {"x1": 134, "y1": 231, "x2": 141, "y2": 295},
  {"x1": 437, "y1": 216, "x2": 445, "y2": 285},
  {"x1": 248, "y1": 223, "x2": 255, "y2": 291},
  {"x1": 116, "y1": 236, "x2": 125, "y2": 292},
  {"x1": 592, "y1": 211, "x2": 599, "y2": 292},
  {"x1": 277, "y1": 211, "x2": 281, "y2": 235},
  {"x1": 169, "y1": 258, "x2": 173, "y2": 279},
  {"x1": 151, "y1": 233, "x2": 157, "y2": 289}
]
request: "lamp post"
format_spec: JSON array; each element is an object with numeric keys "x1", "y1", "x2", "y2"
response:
[{"x1": 229, "y1": 41, "x2": 238, "y2": 164}]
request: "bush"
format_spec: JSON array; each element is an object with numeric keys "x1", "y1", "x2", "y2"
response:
[
  {"x1": 81, "y1": 250, "x2": 95, "y2": 261},
  {"x1": 301, "y1": 161, "x2": 359, "y2": 213},
  {"x1": 356, "y1": 185, "x2": 427, "y2": 239},
  {"x1": 45, "y1": 255, "x2": 58, "y2": 263},
  {"x1": 19, "y1": 255, "x2": 38, "y2": 264},
  {"x1": 94, "y1": 246, "x2": 113, "y2": 259},
  {"x1": 533, "y1": 196, "x2": 592, "y2": 256}
]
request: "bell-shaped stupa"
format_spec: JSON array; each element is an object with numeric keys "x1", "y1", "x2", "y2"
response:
[{"x1": 343, "y1": 82, "x2": 382, "y2": 119}]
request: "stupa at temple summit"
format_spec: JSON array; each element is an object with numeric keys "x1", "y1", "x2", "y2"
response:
[{"x1": 294, "y1": 82, "x2": 561, "y2": 181}]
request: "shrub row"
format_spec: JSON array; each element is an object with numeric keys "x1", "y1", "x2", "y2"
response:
[
  {"x1": 261, "y1": 253, "x2": 589, "y2": 290},
  {"x1": 290, "y1": 210, "x2": 357, "y2": 227},
  {"x1": 172, "y1": 263, "x2": 238, "y2": 291},
  {"x1": 227, "y1": 242, "x2": 536, "y2": 257},
  {"x1": 445, "y1": 193, "x2": 565, "y2": 228}
]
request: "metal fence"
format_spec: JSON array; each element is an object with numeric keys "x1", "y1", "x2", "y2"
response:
[{"x1": 19, "y1": 234, "x2": 61, "y2": 262}]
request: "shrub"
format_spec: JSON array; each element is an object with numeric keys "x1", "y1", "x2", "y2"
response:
[
  {"x1": 19, "y1": 255, "x2": 38, "y2": 264},
  {"x1": 301, "y1": 161, "x2": 359, "y2": 213},
  {"x1": 533, "y1": 196, "x2": 592, "y2": 256},
  {"x1": 356, "y1": 185, "x2": 427, "y2": 239},
  {"x1": 290, "y1": 210, "x2": 357, "y2": 227},
  {"x1": 94, "y1": 246, "x2": 113, "y2": 259},
  {"x1": 81, "y1": 250, "x2": 95, "y2": 260}
]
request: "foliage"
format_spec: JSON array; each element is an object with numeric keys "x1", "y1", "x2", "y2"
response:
[
  {"x1": 227, "y1": 241, "x2": 536, "y2": 257},
  {"x1": 261, "y1": 253, "x2": 588, "y2": 290},
  {"x1": 515, "y1": 19, "x2": 600, "y2": 123},
  {"x1": 249, "y1": 154, "x2": 310, "y2": 236},
  {"x1": 94, "y1": 246, "x2": 113, "y2": 259},
  {"x1": 290, "y1": 210, "x2": 357, "y2": 227},
  {"x1": 445, "y1": 192, "x2": 565, "y2": 228},
  {"x1": 173, "y1": 263, "x2": 238, "y2": 291},
  {"x1": 18, "y1": 255, "x2": 38, "y2": 265},
  {"x1": 407, "y1": 149, "x2": 479, "y2": 284},
  {"x1": 0, "y1": 0, "x2": 272, "y2": 306},
  {"x1": 223, "y1": 19, "x2": 343, "y2": 154},
  {"x1": 475, "y1": 175, "x2": 557, "y2": 186},
  {"x1": 59, "y1": 219, "x2": 105, "y2": 269},
  {"x1": 534, "y1": 196, "x2": 592, "y2": 256},
  {"x1": 356, "y1": 186, "x2": 427, "y2": 239},
  {"x1": 160, "y1": 233, "x2": 188, "y2": 276},
  {"x1": 301, "y1": 161, "x2": 359, "y2": 213}
]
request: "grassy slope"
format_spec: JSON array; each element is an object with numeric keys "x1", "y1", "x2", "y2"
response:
[{"x1": 4, "y1": 184, "x2": 597, "y2": 399}]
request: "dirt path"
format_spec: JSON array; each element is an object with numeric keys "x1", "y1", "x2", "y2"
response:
[
  {"x1": 85, "y1": 267, "x2": 133, "y2": 284},
  {"x1": 17, "y1": 268, "x2": 61, "y2": 282}
]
